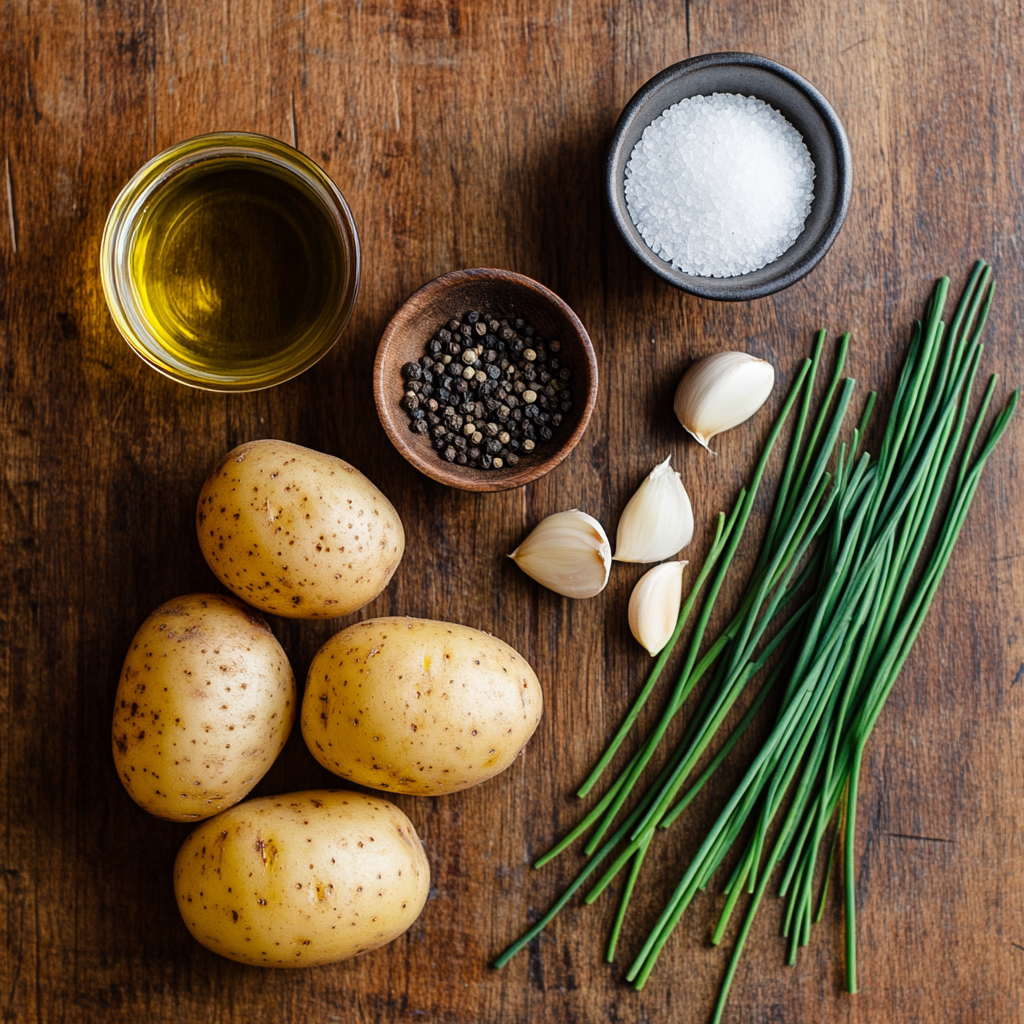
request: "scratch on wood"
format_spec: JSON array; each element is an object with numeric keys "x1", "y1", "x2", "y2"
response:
[
  {"x1": 841, "y1": 36, "x2": 872, "y2": 54},
  {"x1": 1012, "y1": 942, "x2": 1024, "y2": 954},
  {"x1": 885, "y1": 832, "x2": 955, "y2": 844},
  {"x1": 1012, "y1": 662, "x2": 1024, "y2": 687},
  {"x1": 992, "y1": 551, "x2": 1024, "y2": 563},
  {"x1": 685, "y1": 0, "x2": 691, "y2": 54},
  {"x1": 5, "y1": 155, "x2": 16, "y2": 253},
  {"x1": 289, "y1": 91, "x2": 298, "y2": 149},
  {"x1": 109, "y1": 364, "x2": 143, "y2": 428}
]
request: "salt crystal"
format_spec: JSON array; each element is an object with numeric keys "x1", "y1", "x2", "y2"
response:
[{"x1": 624, "y1": 92, "x2": 815, "y2": 279}]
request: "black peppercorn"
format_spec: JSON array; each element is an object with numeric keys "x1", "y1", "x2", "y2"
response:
[{"x1": 400, "y1": 307, "x2": 574, "y2": 471}]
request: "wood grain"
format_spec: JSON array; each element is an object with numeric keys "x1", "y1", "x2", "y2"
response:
[{"x1": 2, "y1": 1, "x2": 1023, "y2": 1022}]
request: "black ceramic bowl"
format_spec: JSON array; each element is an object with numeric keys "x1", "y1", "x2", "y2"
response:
[{"x1": 606, "y1": 52, "x2": 852, "y2": 301}]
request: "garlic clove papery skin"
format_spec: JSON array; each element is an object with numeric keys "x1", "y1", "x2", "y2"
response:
[
  {"x1": 613, "y1": 455, "x2": 694, "y2": 563},
  {"x1": 629, "y1": 561, "x2": 688, "y2": 656},
  {"x1": 674, "y1": 351, "x2": 775, "y2": 452},
  {"x1": 509, "y1": 509, "x2": 612, "y2": 599}
]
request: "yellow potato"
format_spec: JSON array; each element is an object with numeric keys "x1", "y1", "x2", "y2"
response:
[
  {"x1": 173, "y1": 790, "x2": 430, "y2": 967},
  {"x1": 196, "y1": 439, "x2": 405, "y2": 619},
  {"x1": 112, "y1": 594, "x2": 296, "y2": 821},
  {"x1": 301, "y1": 616, "x2": 542, "y2": 796}
]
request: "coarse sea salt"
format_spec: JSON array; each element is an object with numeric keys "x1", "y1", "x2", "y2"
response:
[{"x1": 624, "y1": 93, "x2": 815, "y2": 279}]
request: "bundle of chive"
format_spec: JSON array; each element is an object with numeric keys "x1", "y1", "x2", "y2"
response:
[{"x1": 494, "y1": 263, "x2": 1018, "y2": 1020}]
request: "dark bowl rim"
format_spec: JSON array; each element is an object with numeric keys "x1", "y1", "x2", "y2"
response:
[
  {"x1": 605, "y1": 51, "x2": 853, "y2": 301},
  {"x1": 373, "y1": 267, "x2": 599, "y2": 493}
]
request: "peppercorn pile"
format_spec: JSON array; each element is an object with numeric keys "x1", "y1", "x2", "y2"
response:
[{"x1": 401, "y1": 311, "x2": 574, "y2": 470}]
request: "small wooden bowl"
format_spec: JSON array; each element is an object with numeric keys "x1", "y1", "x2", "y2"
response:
[{"x1": 374, "y1": 269, "x2": 598, "y2": 492}]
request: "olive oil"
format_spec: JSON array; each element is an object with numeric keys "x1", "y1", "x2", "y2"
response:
[
  {"x1": 128, "y1": 160, "x2": 345, "y2": 376},
  {"x1": 101, "y1": 133, "x2": 360, "y2": 390}
]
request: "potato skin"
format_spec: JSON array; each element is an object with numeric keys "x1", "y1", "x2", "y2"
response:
[
  {"x1": 196, "y1": 439, "x2": 405, "y2": 619},
  {"x1": 173, "y1": 790, "x2": 429, "y2": 967},
  {"x1": 112, "y1": 594, "x2": 296, "y2": 822},
  {"x1": 301, "y1": 616, "x2": 543, "y2": 796}
]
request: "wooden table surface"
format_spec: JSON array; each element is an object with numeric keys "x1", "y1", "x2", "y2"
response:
[{"x1": 3, "y1": 2, "x2": 1023, "y2": 1022}]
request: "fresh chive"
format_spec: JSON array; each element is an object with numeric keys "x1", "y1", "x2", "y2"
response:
[{"x1": 494, "y1": 264, "x2": 1016, "y2": 1024}]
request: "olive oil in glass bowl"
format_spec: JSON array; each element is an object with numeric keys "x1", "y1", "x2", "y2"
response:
[{"x1": 100, "y1": 132, "x2": 360, "y2": 391}]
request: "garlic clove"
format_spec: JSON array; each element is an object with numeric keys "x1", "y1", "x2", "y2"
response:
[
  {"x1": 674, "y1": 351, "x2": 775, "y2": 452},
  {"x1": 613, "y1": 455, "x2": 694, "y2": 563},
  {"x1": 509, "y1": 509, "x2": 612, "y2": 599},
  {"x1": 628, "y1": 561, "x2": 688, "y2": 656}
]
